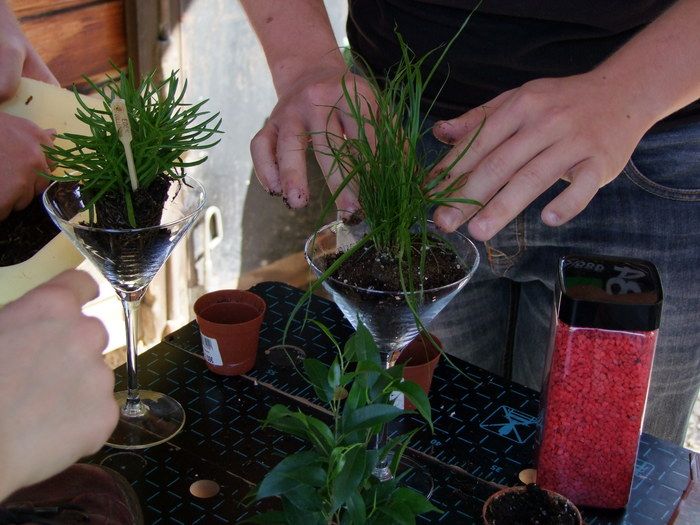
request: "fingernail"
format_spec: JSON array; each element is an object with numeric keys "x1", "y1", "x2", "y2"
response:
[
  {"x1": 433, "y1": 121, "x2": 458, "y2": 144},
  {"x1": 46, "y1": 128, "x2": 57, "y2": 137},
  {"x1": 436, "y1": 208, "x2": 462, "y2": 232},
  {"x1": 266, "y1": 180, "x2": 283, "y2": 196},
  {"x1": 283, "y1": 188, "x2": 308, "y2": 208},
  {"x1": 543, "y1": 210, "x2": 561, "y2": 226},
  {"x1": 470, "y1": 217, "x2": 493, "y2": 238}
]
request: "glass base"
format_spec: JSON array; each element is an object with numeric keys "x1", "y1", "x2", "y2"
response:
[
  {"x1": 263, "y1": 344, "x2": 306, "y2": 369},
  {"x1": 373, "y1": 463, "x2": 393, "y2": 482},
  {"x1": 373, "y1": 455, "x2": 435, "y2": 498},
  {"x1": 100, "y1": 451, "x2": 148, "y2": 479},
  {"x1": 399, "y1": 456, "x2": 435, "y2": 498},
  {"x1": 106, "y1": 390, "x2": 186, "y2": 450}
]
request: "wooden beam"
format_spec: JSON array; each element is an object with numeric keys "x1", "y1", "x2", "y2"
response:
[
  {"x1": 18, "y1": 0, "x2": 127, "y2": 88},
  {"x1": 124, "y1": 0, "x2": 159, "y2": 78},
  {"x1": 9, "y1": 0, "x2": 95, "y2": 19}
]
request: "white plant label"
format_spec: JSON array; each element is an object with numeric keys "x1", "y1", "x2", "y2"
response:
[
  {"x1": 201, "y1": 335, "x2": 223, "y2": 366},
  {"x1": 390, "y1": 389, "x2": 404, "y2": 410}
]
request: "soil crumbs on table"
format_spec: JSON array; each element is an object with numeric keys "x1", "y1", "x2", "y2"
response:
[
  {"x1": 485, "y1": 484, "x2": 579, "y2": 525},
  {"x1": 0, "y1": 198, "x2": 58, "y2": 266}
]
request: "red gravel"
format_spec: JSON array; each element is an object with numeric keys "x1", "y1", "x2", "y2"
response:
[{"x1": 537, "y1": 322, "x2": 657, "y2": 508}]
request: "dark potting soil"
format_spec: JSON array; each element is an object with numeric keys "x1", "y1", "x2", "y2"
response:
[
  {"x1": 0, "y1": 198, "x2": 59, "y2": 266},
  {"x1": 89, "y1": 175, "x2": 172, "y2": 229},
  {"x1": 484, "y1": 484, "x2": 580, "y2": 525},
  {"x1": 74, "y1": 177, "x2": 175, "y2": 269},
  {"x1": 324, "y1": 235, "x2": 465, "y2": 292}
]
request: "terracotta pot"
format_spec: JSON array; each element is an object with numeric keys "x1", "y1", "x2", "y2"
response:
[
  {"x1": 193, "y1": 290, "x2": 266, "y2": 376},
  {"x1": 482, "y1": 484, "x2": 583, "y2": 525},
  {"x1": 395, "y1": 333, "x2": 441, "y2": 410}
]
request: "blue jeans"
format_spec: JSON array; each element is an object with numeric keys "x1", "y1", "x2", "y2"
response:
[{"x1": 426, "y1": 121, "x2": 700, "y2": 445}]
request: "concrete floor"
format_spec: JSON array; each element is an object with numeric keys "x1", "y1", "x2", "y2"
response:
[{"x1": 239, "y1": 150, "x2": 335, "y2": 276}]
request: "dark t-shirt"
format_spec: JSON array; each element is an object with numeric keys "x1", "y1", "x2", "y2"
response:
[{"x1": 347, "y1": 0, "x2": 699, "y2": 128}]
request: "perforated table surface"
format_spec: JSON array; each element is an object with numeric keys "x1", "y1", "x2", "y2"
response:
[{"x1": 90, "y1": 282, "x2": 692, "y2": 524}]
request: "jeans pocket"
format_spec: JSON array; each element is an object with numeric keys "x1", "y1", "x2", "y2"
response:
[
  {"x1": 623, "y1": 125, "x2": 700, "y2": 202},
  {"x1": 624, "y1": 159, "x2": 700, "y2": 202}
]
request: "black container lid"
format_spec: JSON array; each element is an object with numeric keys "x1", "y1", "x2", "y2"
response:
[{"x1": 557, "y1": 254, "x2": 663, "y2": 331}]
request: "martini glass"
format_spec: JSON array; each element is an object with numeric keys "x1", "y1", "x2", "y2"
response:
[
  {"x1": 43, "y1": 178, "x2": 206, "y2": 449},
  {"x1": 305, "y1": 220, "x2": 479, "y2": 482}
]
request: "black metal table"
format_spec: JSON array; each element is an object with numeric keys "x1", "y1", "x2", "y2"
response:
[{"x1": 90, "y1": 281, "x2": 692, "y2": 524}]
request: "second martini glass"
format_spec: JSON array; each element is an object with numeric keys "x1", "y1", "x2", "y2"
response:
[
  {"x1": 43, "y1": 178, "x2": 206, "y2": 449},
  {"x1": 305, "y1": 220, "x2": 479, "y2": 481}
]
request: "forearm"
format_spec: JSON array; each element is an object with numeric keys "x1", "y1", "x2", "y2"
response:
[
  {"x1": 594, "y1": 0, "x2": 700, "y2": 130},
  {"x1": 240, "y1": 0, "x2": 345, "y2": 96}
]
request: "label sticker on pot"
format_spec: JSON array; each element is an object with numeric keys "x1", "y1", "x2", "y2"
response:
[
  {"x1": 201, "y1": 335, "x2": 223, "y2": 366},
  {"x1": 390, "y1": 390, "x2": 404, "y2": 410}
]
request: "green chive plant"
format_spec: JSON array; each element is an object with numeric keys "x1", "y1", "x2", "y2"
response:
[
  {"x1": 311, "y1": 12, "x2": 481, "y2": 295},
  {"x1": 248, "y1": 323, "x2": 440, "y2": 525},
  {"x1": 287, "y1": 12, "x2": 482, "y2": 343},
  {"x1": 43, "y1": 61, "x2": 222, "y2": 228}
]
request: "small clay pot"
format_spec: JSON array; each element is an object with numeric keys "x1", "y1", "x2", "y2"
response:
[
  {"x1": 395, "y1": 333, "x2": 441, "y2": 410},
  {"x1": 482, "y1": 484, "x2": 583, "y2": 525},
  {"x1": 194, "y1": 290, "x2": 266, "y2": 376}
]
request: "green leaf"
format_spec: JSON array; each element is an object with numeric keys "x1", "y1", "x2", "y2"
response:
[
  {"x1": 303, "y1": 359, "x2": 333, "y2": 402},
  {"x1": 328, "y1": 359, "x2": 342, "y2": 389},
  {"x1": 341, "y1": 403, "x2": 403, "y2": 434},
  {"x1": 263, "y1": 405, "x2": 334, "y2": 454},
  {"x1": 284, "y1": 484, "x2": 325, "y2": 512},
  {"x1": 345, "y1": 323, "x2": 381, "y2": 366},
  {"x1": 373, "y1": 505, "x2": 415, "y2": 525},
  {"x1": 354, "y1": 359, "x2": 383, "y2": 390},
  {"x1": 368, "y1": 367, "x2": 401, "y2": 402},
  {"x1": 386, "y1": 431, "x2": 420, "y2": 477},
  {"x1": 391, "y1": 487, "x2": 442, "y2": 515},
  {"x1": 330, "y1": 445, "x2": 368, "y2": 512},
  {"x1": 256, "y1": 451, "x2": 325, "y2": 499},
  {"x1": 342, "y1": 490, "x2": 367, "y2": 525},
  {"x1": 392, "y1": 380, "x2": 433, "y2": 430},
  {"x1": 279, "y1": 498, "x2": 327, "y2": 525}
]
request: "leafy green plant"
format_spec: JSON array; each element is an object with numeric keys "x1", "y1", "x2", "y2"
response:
[
  {"x1": 247, "y1": 323, "x2": 440, "y2": 525},
  {"x1": 43, "y1": 61, "x2": 222, "y2": 227}
]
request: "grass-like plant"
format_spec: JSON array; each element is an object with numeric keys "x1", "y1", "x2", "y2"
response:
[
  {"x1": 43, "y1": 61, "x2": 222, "y2": 227},
  {"x1": 286, "y1": 13, "x2": 482, "y2": 340},
  {"x1": 247, "y1": 323, "x2": 439, "y2": 525},
  {"x1": 313, "y1": 13, "x2": 481, "y2": 293}
]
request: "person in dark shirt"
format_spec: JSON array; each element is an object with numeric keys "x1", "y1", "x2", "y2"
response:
[{"x1": 241, "y1": 0, "x2": 700, "y2": 445}]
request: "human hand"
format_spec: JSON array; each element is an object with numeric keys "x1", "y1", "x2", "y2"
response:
[
  {"x1": 0, "y1": 270, "x2": 118, "y2": 500},
  {"x1": 0, "y1": 1, "x2": 58, "y2": 220},
  {"x1": 0, "y1": 112, "x2": 55, "y2": 221},
  {"x1": 250, "y1": 64, "x2": 375, "y2": 215},
  {"x1": 430, "y1": 72, "x2": 655, "y2": 241},
  {"x1": 0, "y1": 0, "x2": 58, "y2": 101}
]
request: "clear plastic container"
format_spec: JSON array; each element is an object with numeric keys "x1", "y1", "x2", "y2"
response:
[{"x1": 537, "y1": 254, "x2": 663, "y2": 509}]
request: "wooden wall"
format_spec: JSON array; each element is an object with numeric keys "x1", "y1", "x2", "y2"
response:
[{"x1": 10, "y1": 0, "x2": 127, "y2": 90}]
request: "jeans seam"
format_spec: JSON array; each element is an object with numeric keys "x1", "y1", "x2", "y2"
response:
[
  {"x1": 485, "y1": 217, "x2": 526, "y2": 277},
  {"x1": 624, "y1": 160, "x2": 700, "y2": 201}
]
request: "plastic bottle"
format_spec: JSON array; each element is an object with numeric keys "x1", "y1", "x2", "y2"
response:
[{"x1": 537, "y1": 254, "x2": 663, "y2": 508}]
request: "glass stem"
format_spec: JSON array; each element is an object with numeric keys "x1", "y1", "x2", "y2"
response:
[
  {"x1": 119, "y1": 291, "x2": 146, "y2": 418},
  {"x1": 372, "y1": 348, "x2": 402, "y2": 482}
]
